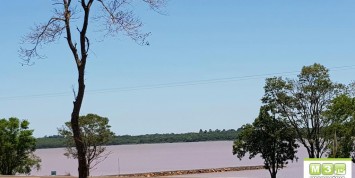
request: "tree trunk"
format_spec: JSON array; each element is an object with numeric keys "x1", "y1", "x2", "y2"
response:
[
  {"x1": 271, "y1": 172, "x2": 277, "y2": 178},
  {"x1": 270, "y1": 161, "x2": 277, "y2": 178},
  {"x1": 71, "y1": 65, "x2": 88, "y2": 178},
  {"x1": 87, "y1": 165, "x2": 90, "y2": 177},
  {"x1": 309, "y1": 143, "x2": 315, "y2": 158}
]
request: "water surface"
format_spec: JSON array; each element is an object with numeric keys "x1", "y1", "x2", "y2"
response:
[
  {"x1": 32, "y1": 141, "x2": 261, "y2": 176},
  {"x1": 31, "y1": 141, "x2": 354, "y2": 178}
]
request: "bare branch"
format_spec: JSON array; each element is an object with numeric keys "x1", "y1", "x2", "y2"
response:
[
  {"x1": 21, "y1": 0, "x2": 165, "y2": 65},
  {"x1": 142, "y1": 0, "x2": 166, "y2": 13},
  {"x1": 20, "y1": 0, "x2": 81, "y2": 65},
  {"x1": 85, "y1": 37, "x2": 90, "y2": 53},
  {"x1": 90, "y1": 149, "x2": 112, "y2": 170},
  {"x1": 20, "y1": 17, "x2": 65, "y2": 64},
  {"x1": 62, "y1": 0, "x2": 81, "y2": 66},
  {"x1": 72, "y1": 85, "x2": 77, "y2": 99},
  {"x1": 78, "y1": 0, "x2": 94, "y2": 62},
  {"x1": 97, "y1": 0, "x2": 156, "y2": 45}
]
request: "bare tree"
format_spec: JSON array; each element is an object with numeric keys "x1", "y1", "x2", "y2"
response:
[{"x1": 20, "y1": 1, "x2": 164, "y2": 178}]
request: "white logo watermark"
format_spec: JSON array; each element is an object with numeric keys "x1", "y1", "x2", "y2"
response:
[{"x1": 304, "y1": 158, "x2": 352, "y2": 178}]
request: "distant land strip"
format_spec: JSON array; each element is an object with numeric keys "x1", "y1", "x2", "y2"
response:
[
  {"x1": 112, "y1": 165, "x2": 265, "y2": 177},
  {"x1": 36, "y1": 129, "x2": 241, "y2": 149}
]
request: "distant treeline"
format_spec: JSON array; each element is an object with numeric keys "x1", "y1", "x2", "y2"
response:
[{"x1": 36, "y1": 129, "x2": 241, "y2": 149}]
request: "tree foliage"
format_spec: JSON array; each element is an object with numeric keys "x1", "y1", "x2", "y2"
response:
[
  {"x1": 37, "y1": 129, "x2": 241, "y2": 148},
  {"x1": 58, "y1": 114, "x2": 115, "y2": 176},
  {"x1": 324, "y1": 93, "x2": 355, "y2": 162},
  {"x1": 261, "y1": 63, "x2": 342, "y2": 158},
  {"x1": 0, "y1": 118, "x2": 41, "y2": 175},
  {"x1": 233, "y1": 106, "x2": 298, "y2": 178}
]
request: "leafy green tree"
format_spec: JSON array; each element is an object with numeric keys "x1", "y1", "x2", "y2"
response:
[
  {"x1": 324, "y1": 94, "x2": 355, "y2": 162},
  {"x1": 58, "y1": 114, "x2": 115, "y2": 176},
  {"x1": 0, "y1": 117, "x2": 41, "y2": 175},
  {"x1": 233, "y1": 106, "x2": 298, "y2": 178},
  {"x1": 262, "y1": 63, "x2": 343, "y2": 158}
]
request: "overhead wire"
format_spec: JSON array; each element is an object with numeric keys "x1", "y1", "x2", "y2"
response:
[{"x1": 1, "y1": 64, "x2": 355, "y2": 101}]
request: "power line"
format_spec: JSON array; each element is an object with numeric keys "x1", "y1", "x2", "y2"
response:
[{"x1": 1, "y1": 64, "x2": 355, "y2": 101}]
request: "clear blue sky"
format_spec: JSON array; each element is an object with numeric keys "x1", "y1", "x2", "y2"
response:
[{"x1": 1, "y1": 0, "x2": 355, "y2": 137}]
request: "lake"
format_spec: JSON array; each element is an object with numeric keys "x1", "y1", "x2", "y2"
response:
[{"x1": 31, "y1": 141, "x2": 354, "y2": 177}]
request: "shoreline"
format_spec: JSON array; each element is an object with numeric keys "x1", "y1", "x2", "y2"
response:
[
  {"x1": 112, "y1": 165, "x2": 265, "y2": 177},
  {"x1": 36, "y1": 140, "x2": 234, "y2": 150},
  {"x1": 4, "y1": 165, "x2": 265, "y2": 178}
]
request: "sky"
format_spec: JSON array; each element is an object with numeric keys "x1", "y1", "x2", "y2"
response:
[{"x1": 1, "y1": 0, "x2": 355, "y2": 137}]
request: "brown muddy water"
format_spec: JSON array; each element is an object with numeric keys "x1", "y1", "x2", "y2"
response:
[{"x1": 31, "y1": 141, "x2": 354, "y2": 178}]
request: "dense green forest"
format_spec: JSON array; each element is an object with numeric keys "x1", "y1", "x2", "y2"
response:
[{"x1": 36, "y1": 129, "x2": 241, "y2": 149}]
